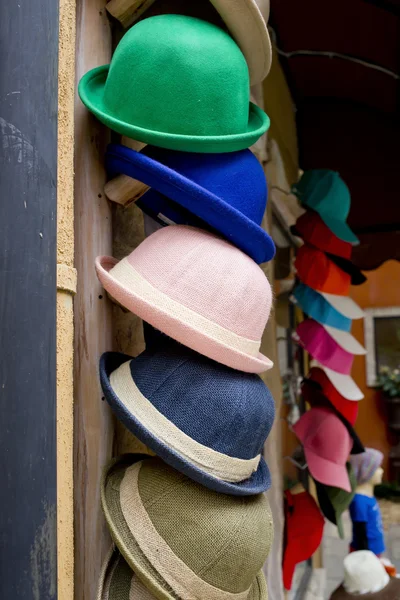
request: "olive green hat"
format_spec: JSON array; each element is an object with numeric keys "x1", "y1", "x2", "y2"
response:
[
  {"x1": 315, "y1": 463, "x2": 357, "y2": 539},
  {"x1": 78, "y1": 15, "x2": 270, "y2": 153},
  {"x1": 101, "y1": 455, "x2": 273, "y2": 600},
  {"x1": 97, "y1": 547, "x2": 156, "y2": 600}
]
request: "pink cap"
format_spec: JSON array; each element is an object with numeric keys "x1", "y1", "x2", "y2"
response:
[
  {"x1": 293, "y1": 407, "x2": 352, "y2": 492},
  {"x1": 96, "y1": 225, "x2": 273, "y2": 373},
  {"x1": 296, "y1": 319, "x2": 354, "y2": 375}
]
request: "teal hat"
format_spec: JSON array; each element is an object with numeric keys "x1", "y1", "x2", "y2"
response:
[
  {"x1": 292, "y1": 170, "x2": 359, "y2": 244},
  {"x1": 78, "y1": 15, "x2": 270, "y2": 153}
]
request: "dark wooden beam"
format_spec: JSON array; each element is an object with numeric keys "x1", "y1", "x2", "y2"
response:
[{"x1": 0, "y1": 0, "x2": 59, "y2": 597}]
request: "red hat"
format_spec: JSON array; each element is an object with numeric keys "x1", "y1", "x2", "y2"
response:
[
  {"x1": 283, "y1": 489, "x2": 324, "y2": 590},
  {"x1": 295, "y1": 245, "x2": 351, "y2": 296},
  {"x1": 306, "y1": 367, "x2": 359, "y2": 425},
  {"x1": 293, "y1": 407, "x2": 353, "y2": 492},
  {"x1": 292, "y1": 211, "x2": 352, "y2": 259}
]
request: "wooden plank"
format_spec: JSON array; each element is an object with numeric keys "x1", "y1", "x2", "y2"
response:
[
  {"x1": 74, "y1": 2, "x2": 115, "y2": 599},
  {"x1": 0, "y1": 0, "x2": 59, "y2": 596},
  {"x1": 104, "y1": 138, "x2": 148, "y2": 206},
  {"x1": 106, "y1": 0, "x2": 156, "y2": 28}
]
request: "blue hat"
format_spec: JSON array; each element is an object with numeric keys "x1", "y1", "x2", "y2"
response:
[
  {"x1": 292, "y1": 170, "x2": 359, "y2": 244},
  {"x1": 100, "y1": 341, "x2": 275, "y2": 496},
  {"x1": 105, "y1": 143, "x2": 276, "y2": 264},
  {"x1": 293, "y1": 283, "x2": 352, "y2": 331}
]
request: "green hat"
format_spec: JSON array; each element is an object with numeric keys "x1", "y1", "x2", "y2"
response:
[
  {"x1": 98, "y1": 547, "x2": 156, "y2": 599},
  {"x1": 78, "y1": 15, "x2": 270, "y2": 153},
  {"x1": 292, "y1": 170, "x2": 359, "y2": 244},
  {"x1": 316, "y1": 463, "x2": 357, "y2": 539},
  {"x1": 101, "y1": 454, "x2": 273, "y2": 599}
]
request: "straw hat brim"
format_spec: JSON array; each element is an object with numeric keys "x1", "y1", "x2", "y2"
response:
[
  {"x1": 95, "y1": 256, "x2": 273, "y2": 374},
  {"x1": 78, "y1": 66, "x2": 270, "y2": 154},
  {"x1": 101, "y1": 456, "x2": 268, "y2": 600}
]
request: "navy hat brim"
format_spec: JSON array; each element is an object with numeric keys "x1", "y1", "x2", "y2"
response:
[
  {"x1": 100, "y1": 352, "x2": 271, "y2": 496},
  {"x1": 105, "y1": 143, "x2": 275, "y2": 264}
]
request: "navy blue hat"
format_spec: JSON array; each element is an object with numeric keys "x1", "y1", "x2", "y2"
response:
[
  {"x1": 100, "y1": 341, "x2": 275, "y2": 496},
  {"x1": 105, "y1": 143, "x2": 276, "y2": 264},
  {"x1": 292, "y1": 283, "x2": 352, "y2": 331}
]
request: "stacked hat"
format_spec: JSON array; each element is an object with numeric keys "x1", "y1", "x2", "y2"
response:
[
  {"x1": 79, "y1": 4, "x2": 277, "y2": 598},
  {"x1": 288, "y1": 170, "x2": 368, "y2": 540}
]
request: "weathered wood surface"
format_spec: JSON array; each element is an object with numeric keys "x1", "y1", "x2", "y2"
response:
[
  {"x1": 104, "y1": 138, "x2": 148, "y2": 205},
  {"x1": 0, "y1": 0, "x2": 59, "y2": 597},
  {"x1": 106, "y1": 0, "x2": 156, "y2": 28},
  {"x1": 74, "y1": 2, "x2": 115, "y2": 599}
]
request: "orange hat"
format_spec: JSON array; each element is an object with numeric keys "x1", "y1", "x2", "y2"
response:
[
  {"x1": 292, "y1": 211, "x2": 352, "y2": 259},
  {"x1": 295, "y1": 244, "x2": 350, "y2": 295}
]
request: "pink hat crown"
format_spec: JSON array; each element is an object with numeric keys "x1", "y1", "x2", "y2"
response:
[
  {"x1": 295, "y1": 407, "x2": 352, "y2": 463},
  {"x1": 127, "y1": 225, "x2": 272, "y2": 340}
]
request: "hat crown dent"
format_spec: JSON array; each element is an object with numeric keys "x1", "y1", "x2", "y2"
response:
[
  {"x1": 103, "y1": 15, "x2": 251, "y2": 137},
  {"x1": 129, "y1": 342, "x2": 275, "y2": 460},
  {"x1": 137, "y1": 458, "x2": 273, "y2": 593},
  {"x1": 126, "y1": 225, "x2": 272, "y2": 341}
]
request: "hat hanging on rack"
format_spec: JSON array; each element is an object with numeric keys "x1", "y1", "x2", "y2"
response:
[
  {"x1": 295, "y1": 245, "x2": 351, "y2": 296},
  {"x1": 105, "y1": 143, "x2": 275, "y2": 264},
  {"x1": 79, "y1": 15, "x2": 270, "y2": 153},
  {"x1": 296, "y1": 319, "x2": 361, "y2": 375},
  {"x1": 292, "y1": 170, "x2": 359, "y2": 244},
  {"x1": 301, "y1": 380, "x2": 364, "y2": 454},
  {"x1": 96, "y1": 225, "x2": 273, "y2": 374},
  {"x1": 101, "y1": 455, "x2": 273, "y2": 600},
  {"x1": 105, "y1": 0, "x2": 273, "y2": 85},
  {"x1": 292, "y1": 283, "x2": 353, "y2": 331},
  {"x1": 282, "y1": 489, "x2": 325, "y2": 590},
  {"x1": 315, "y1": 463, "x2": 357, "y2": 539},
  {"x1": 303, "y1": 367, "x2": 362, "y2": 423},
  {"x1": 309, "y1": 361, "x2": 364, "y2": 401},
  {"x1": 99, "y1": 340, "x2": 275, "y2": 496},
  {"x1": 293, "y1": 407, "x2": 353, "y2": 491}
]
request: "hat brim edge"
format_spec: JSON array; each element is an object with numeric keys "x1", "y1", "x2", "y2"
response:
[
  {"x1": 79, "y1": 66, "x2": 270, "y2": 153},
  {"x1": 100, "y1": 352, "x2": 271, "y2": 496}
]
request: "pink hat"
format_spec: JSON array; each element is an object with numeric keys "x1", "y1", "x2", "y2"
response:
[
  {"x1": 96, "y1": 225, "x2": 273, "y2": 373},
  {"x1": 293, "y1": 407, "x2": 352, "y2": 492},
  {"x1": 296, "y1": 319, "x2": 354, "y2": 375}
]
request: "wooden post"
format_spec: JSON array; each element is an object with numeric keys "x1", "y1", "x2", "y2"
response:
[
  {"x1": 74, "y1": 2, "x2": 115, "y2": 599},
  {"x1": 106, "y1": 0, "x2": 156, "y2": 28}
]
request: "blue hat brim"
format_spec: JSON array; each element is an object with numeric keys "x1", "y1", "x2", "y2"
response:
[
  {"x1": 105, "y1": 143, "x2": 276, "y2": 264},
  {"x1": 100, "y1": 352, "x2": 271, "y2": 496}
]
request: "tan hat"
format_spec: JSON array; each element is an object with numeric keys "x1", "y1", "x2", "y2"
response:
[{"x1": 101, "y1": 455, "x2": 273, "y2": 599}]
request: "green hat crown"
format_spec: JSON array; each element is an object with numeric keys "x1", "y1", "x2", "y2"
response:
[
  {"x1": 79, "y1": 14, "x2": 270, "y2": 152},
  {"x1": 294, "y1": 169, "x2": 351, "y2": 221},
  {"x1": 103, "y1": 15, "x2": 249, "y2": 137},
  {"x1": 139, "y1": 458, "x2": 273, "y2": 594}
]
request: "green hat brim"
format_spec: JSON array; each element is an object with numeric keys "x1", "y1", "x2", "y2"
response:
[
  {"x1": 317, "y1": 213, "x2": 359, "y2": 245},
  {"x1": 101, "y1": 455, "x2": 267, "y2": 600},
  {"x1": 78, "y1": 65, "x2": 270, "y2": 153},
  {"x1": 335, "y1": 511, "x2": 345, "y2": 539}
]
